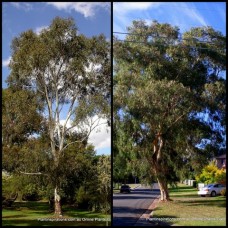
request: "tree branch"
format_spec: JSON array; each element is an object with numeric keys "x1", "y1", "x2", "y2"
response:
[
  {"x1": 157, "y1": 136, "x2": 163, "y2": 161},
  {"x1": 61, "y1": 134, "x2": 88, "y2": 152},
  {"x1": 166, "y1": 111, "x2": 188, "y2": 132},
  {"x1": 61, "y1": 116, "x2": 106, "y2": 152},
  {"x1": 20, "y1": 171, "x2": 48, "y2": 176}
]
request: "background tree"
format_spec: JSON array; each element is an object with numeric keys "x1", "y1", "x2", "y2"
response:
[
  {"x1": 6, "y1": 17, "x2": 110, "y2": 215},
  {"x1": 97, "y1": 155, "x2": 111, "y2": 226},
  {"x1": 2, "y1": 129, "x2": 110, "y2": 214},
  {"x1": 2, "y1": 88, "x2": 43, "y2": 146},
  {"x1": 114, "y1": 20, "x2": 226, "y2": 201},
  {"x1": 2, "y1": 88, "x2": 44, "y2": 175}
]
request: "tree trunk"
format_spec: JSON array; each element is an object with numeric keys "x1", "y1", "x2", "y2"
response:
[
  {"x1": 54, "y1": 186, "x2": 62, "y2": 216},
  {"x1": 151, "y1": 132, "x2": 170, "y2": 202},
  {"x1": 157, "y1": 177, "x2": 170, "y2": 201}
]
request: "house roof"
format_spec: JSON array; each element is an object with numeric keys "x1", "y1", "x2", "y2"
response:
[{"x1": 215, "y1": 154, "x2": 226, "y2": 159}]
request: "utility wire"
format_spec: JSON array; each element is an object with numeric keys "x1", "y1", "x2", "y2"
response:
[
  {"x1": 114, "y1": 39, "x2": 225, "y2": 52},
  {"x1": 113, "y1": 31, "x2": 226, "y2": 52},
  {"x1": 113, "y1": 31, "x2": 221, "y2": 44}
]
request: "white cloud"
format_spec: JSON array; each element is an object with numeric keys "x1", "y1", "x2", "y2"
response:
[
  {"x1": 59, "y1": 116, "x2": 110, "y2": 151},
  {"x1": 114, "y1": 2, "x2": 209, "y2": 35},
  {"x1": 60, "y1": 119, "x2": 73, "y2": 130},
  {"x1": 2, "y1": 56, "x2": 11, "y2": 67},
  {"x1": 10, "y1": 2, "x2": 32, "y2": 11},
  {"x1": 114, "y1": 2, "x2": 162, "y2": 14},
  {"x1": 35, "y1": 26, "x2": 48, "y2": 35},
  {"x1": 113, "y1": 2, "x2": 162, "y2": 33},
  {"x1": 160, "y1": 3, "x2": 208, "y2": 33},
  {"x1": 88, "y1": 120, "x2": 110, "y2": 150},
  {"x1": 46, "y1": 2, "x2": 110, "y2": 18},
  {"x1": 180, "y1": 3, "x2": 207, "y2": 27}
]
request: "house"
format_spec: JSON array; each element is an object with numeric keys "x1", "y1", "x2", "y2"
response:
[{"x1": 215, "y1": 154, "x2": 226, "y2": 170}]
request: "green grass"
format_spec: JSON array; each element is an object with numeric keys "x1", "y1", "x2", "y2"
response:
[
  {"x1": 151, "y1": 183, "x2": 226, "y2": 226},
  {"x1": 2, "y1": 201, "x2": 111, "y2": 226}
]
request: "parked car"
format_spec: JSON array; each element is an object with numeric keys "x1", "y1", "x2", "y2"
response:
[
  {"x1": 120, "y1": 185, "x2": 131, "y2": 193},
  {"x1": 197, "y1": 183, "x2": 226, "y2": 197}
]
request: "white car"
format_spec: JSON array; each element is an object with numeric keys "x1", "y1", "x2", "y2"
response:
[{"x1": 198, "y1": 183, "x2": 226, "y2": 197}]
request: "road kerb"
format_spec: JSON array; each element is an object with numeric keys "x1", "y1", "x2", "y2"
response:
[{"x1": 134, "y1": 193, "x2": 160, "y2": 226}]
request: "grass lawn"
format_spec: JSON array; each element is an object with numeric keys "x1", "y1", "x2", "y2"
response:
[
  {"x1": 151, "y1": 183, "x2": 226, "y2": 226},
  {"x1": 2, "y1": 201, "x2": 111, "y2": 226}
]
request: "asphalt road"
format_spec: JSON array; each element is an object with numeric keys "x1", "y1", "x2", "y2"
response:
[{"x1": 113, "y1": 186, "x2": 160, "y2": 226}]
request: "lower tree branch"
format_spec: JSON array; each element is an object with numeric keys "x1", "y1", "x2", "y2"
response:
[{"x1": 20, "y1": 171, "x2": 48, "y2": 176}]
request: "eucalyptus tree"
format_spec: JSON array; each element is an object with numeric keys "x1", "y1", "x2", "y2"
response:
[
  {"x1": 7, "y1": 17, "x2": 110, "y2": 215},
  {"x1": 114, "y1": 20, "x2": 226, "y2": 201}
]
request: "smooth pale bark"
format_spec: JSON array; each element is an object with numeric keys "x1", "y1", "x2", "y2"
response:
[
  {"x1": 54, "y1": 187, "x2": 62, "y2": 216},
  {"x1": 152, "y1": 132, "x2": 170, "y2": 201},
  {"x1": 157, "y1": 177, "x2": 170, "y2": 201}
]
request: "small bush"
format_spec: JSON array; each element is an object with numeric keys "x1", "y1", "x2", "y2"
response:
[
  {"x1": 220, "y1": 189, "x2": 226, "y2": 196},
  {"x1": 75, "y1": 186, "x2": 90, "y2": 209},
  {"x1": 196, "y1": 162, "x2": 226, "y2": 184},
  {"x1": 22, "y1": 192, "x2": 41, "y2": 201}
]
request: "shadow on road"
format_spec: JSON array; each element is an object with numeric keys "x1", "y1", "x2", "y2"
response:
[
  {"x1": 113, "y1": 207, "x2": 173, "y2": 226},
  {"x1": 113, "y1": 206, "x2": 150, "y2": 214},
  {"x1": 133, "y1": 189, "x2": 160, "y2": 194},
  {"x1": 113, "y1": 216, "x2": 138, "y2": 226},
  {"x1": 113, "y1": 194, "x2": 159, "y2": 200},
  {"x1": 113, "y1": 187, "x2": 161, "y2": 226},
  {"x1": 113, "y1": 189, "x2": 160, "y2": 200}
]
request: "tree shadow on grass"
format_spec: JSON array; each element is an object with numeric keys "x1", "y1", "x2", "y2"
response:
[
  {"x1": 180, "y1": 199, "x2": 226, "y2": 208},
  {"x1": 171, "y1": 194, "x2": 198, "y2": 198},
  {"x1": 3, "y1": 202, "x2": 109, "y2": 226},
  {"x1": 14, "y1": 201, "x2": 49, "y2": 210},
  {"x1": 170, "y1": 186, "x2": 197, "y2": 193},
  {"x1": 64, "y1": 210, "x2": 107, "y2": 218},
  {"x1": 2, "y1": 218, "x2": 107, "y2": 227},
  {"x1": 2, "y1": 214, "x2": 28, "y2": 219}
]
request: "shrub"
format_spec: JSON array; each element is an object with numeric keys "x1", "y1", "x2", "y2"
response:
[
  {"x1": 22, "y1": 192, "x2": 41, "y2": 201},
  {"x1": 75, "y1": 186, "x2": 90, "y2": 209},
  {"x1": 21, "y1": 183, "x2": 41, "y2": 201},
  {"x1": 220, "y1": 189, "x2": 226, "y2": 196},
  {"x1": 195, "y1": 161, "x2": 226, "y2": 184}
]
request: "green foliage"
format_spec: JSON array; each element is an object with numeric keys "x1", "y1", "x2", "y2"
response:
[
  {"x1": 2, "y1": 176, "x2": 17, "y2": 199},
  {"x1": 2, "y1": 88, "x2": 43, "y2": 146},
  {"x1": 75, "y1": 186, "x2": 91, "y2": 209},
  {"x1": 22, "y1": 184, "x2": 41, "y2": 201},
  {"x1": 97, "y1": 155, "x2": 111, "y2": 213},
  {"x1": 4, "y1": 16, "x2": 111, "y2": 214},
  {"x1": 215, "y1": 168, "x2": 226, "y2": 184},
  {"x1": 114, "y1": 20, "x2": 226, "y2": 188}
]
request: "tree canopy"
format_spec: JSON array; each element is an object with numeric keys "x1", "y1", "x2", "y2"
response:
[
  {"x1": 113, "y1": 20, "x2": 226, "y2": 200},
  {"x1": 4, "y1": 16, "x2": 111, "y2": 215}
]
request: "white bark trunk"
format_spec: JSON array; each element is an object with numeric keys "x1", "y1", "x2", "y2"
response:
[
  {"x1": 157, "y1": 178, "x2": 169, "y2": 201},
  {"x1": 54, "y1": 186, "x2": 62, "y2": 216}
]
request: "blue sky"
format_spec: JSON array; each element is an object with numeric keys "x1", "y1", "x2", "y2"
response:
[
  {"x1": 114, "y1": 2, "x2": 226, "y2": 37},
  {"x1": 2, "y1": 2, "x2": 111, "y2": 155}
]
